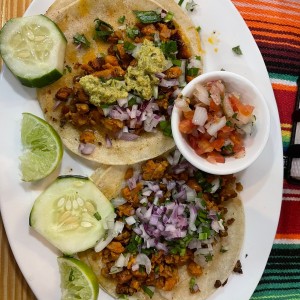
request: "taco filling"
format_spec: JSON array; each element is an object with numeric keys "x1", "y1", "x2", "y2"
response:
[
  {"x1": 79, "y1": 150, "x2": 244, "y2": 299},
  {"x1": 54, "y1": 11, "x2": 202, "y2": 151}
]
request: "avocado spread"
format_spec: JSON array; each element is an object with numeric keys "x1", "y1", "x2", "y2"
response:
[
  {"x1": 125, "y1": 39, "x2": 167, "y2": 99},
  {"x1": 80, "y1": 40, "x2": 167, "y2": 104},
  {"x1": 79, "y1": 75, "x2": 128, "y2": 106}
]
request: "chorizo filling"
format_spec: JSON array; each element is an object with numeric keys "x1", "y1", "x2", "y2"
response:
[
  {"x1": 87, "y1": 150, "x2": 242, "y2": 297},
  {"x1": 54, "y1": 10, "x2": 202, "y2": 150}
]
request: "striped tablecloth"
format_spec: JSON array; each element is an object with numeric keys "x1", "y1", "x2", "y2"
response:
[{"x1": 0, "y1": 0, "x2": 299, "y2": 299}]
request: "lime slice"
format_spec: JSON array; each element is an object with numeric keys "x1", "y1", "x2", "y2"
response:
[
  {"x1": 58, "y1": 257, "x2": 99, "y2": 300},
  {"x1": 20, "y1": 112, "x2": 63, "y2": 181},
  {"x1": 0, "y1": 15, "x2": 67, "y2": 87}
]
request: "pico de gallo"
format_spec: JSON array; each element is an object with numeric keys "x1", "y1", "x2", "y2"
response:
[{"x1": 175, "y1": 80, "x2": 256, "y2": 163}]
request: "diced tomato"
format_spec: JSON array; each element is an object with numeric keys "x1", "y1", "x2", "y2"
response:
[
  {"x1": 179, "y1": 118, "x2": 196, "y2": 134},
  {"x1": 195, "y1": 138, "x2": 214, "y2": 155},
  {"x1": 220, "y1": 125, "x2": 234, "y2": 133},
  {"x1": 209, "y1": 99, "x2": 221, "y2": 113},
  {"x1": 183, "y1": 110, "x2": 194, "y2": 120},
  {"x1": 229, "y1": 132, "x2": 244, "y2": 152},
  {"x1": 211, "y1": 138, "x2": 225, "y2": 151},
  {"x1": 206, "y1": 151, "x2": 225, "y2": 163},
  {"x1": 188, "y1": 135, "x2": 198, "y2": 149},
  {"x1": 229, "y1": 95, "x2": 254, "y2": 116}
]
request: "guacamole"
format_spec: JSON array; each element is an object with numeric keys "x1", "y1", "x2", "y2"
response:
[
  {"x1": 79, "y1": 75, "x2": 128, "y2": 106},
  {"x1": 125, "y1": 40, "x2": 167, "y2": 99},
  {"x1": 80, "y1": 40, "x2": 167, "y2": 103}
]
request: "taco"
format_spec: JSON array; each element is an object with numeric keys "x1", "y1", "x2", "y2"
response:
[
  {"x1": 37, "y1": 0, "x2": 203, "y2": 165},
  {"x1": 79, "y1": 150, "x2": 245, "y2": 299}
]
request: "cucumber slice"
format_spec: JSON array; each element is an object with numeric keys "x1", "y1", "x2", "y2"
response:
[
  {"x1": 0, "y1": 15, "x2": 67, "y2": 88},
  {"x1": 30, "y1": 175, "x2": 114, "y2": 255}
]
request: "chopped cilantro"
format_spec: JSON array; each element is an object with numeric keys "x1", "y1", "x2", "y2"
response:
[
  {"x1": 222, "y1": 144, "x2": 234, "y2": 155},
  {"x1": 205, "y1": 253, "x2": 213, "y2": 262},
  {"x1": 178, "y1": 0, "x2": 184, "y2": 6},
  {"x1": 159, "y1": 120, "x2": 172, "y2": 137},
  {"x1": 133, "y1": 10, "x2": 162, "y2": 23},
  {"x1": 195, "y1": 26, "x2": 201, "y2": 32},
  {"x1": 232, "y1": 45, "x2": 243, "y2": 55},
  {"x1": 172, "y1": 59, "x2": 182, "y2": 66},
  {"x1": 160, "y1": 40, "x2": 178, "y2": 58},
  {"x1": 189, "y1": 277, "x2": 196, "y2": 288},
  {"x1": 94, "y1": 18, "x2": 114, "y2": 41},
  {"x1": 128, "y1": 97, "x2": 137, "y2": 107},
  {"x1": 187, "y1": 67, "x2": 200, "y2": 76},
  {"x1": 186, "y1": 0, "x2": 198, "y2": 12},
  {"x1": 220, "y1": 246, "x2": 228, "y2": 253},
  {"x1": 73, "y1": 33, "x2": 90, "y2": 48},
  {"x1": 64, "y1": 65, "x2": 72, "y2": 74},
  {"x1": 163, "y1": 11, "x2": 174, "y2": 22},
  {"x1": 126, "y1": 26, "x2": 140, "y2": 39},
  {"x1": 226, "y1": 120, "x2": 233, "y2": 127},
  {"x1": 232, "y1": 112, "x2": 239, "y2": 120},
  {"x1": 118, "y1": 15, "x2": 125, "y2": 24},
  {"x1": 198, "y1": 232, "x2": 208, "y2": 240},
  {"x1": 142, "y1": 286, "x2": 154, "y2": 298},
  {"x1": 124, "y1": 41, "x2": 136, "y2": 52}
]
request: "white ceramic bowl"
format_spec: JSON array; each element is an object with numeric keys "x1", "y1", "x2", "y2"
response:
[{"x1": 171, "y1": 71, "x2": 270, "y2": 175}]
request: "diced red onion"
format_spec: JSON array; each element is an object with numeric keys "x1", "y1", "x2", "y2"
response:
[
  {"x1": 105, "y1": 135, "x2": 112, "y2": 148},
  {"x1": 78, "y1": 143, "x2": 95, "y2": 155},
  {"x1": 155, "y1": 72, "x2": 166, "y2": 79},
  {"x1": 118, "y1": 132, "x2": 140, "y2": 141},
  {"x1": 159, "y1": 78, "x2": 179, "y2": 88}
]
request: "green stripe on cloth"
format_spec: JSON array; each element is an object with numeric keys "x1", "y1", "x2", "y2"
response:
[
  {"x1": 268, "y1": 73, "x2": 298, "y2": 83},
  {"x1": 251, "y1": 244, "x2": 300, "y2": 300}
]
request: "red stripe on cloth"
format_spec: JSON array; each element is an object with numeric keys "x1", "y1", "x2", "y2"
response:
[
  {"x1": 273, "y1": 89, "x2": 297, "y2": 124},
  {"x1": 284, "y1": 180, "x2": 300, "y2": 190},
  {"x1": 276, "y1": 201, "x2": 300, "y2": 234}
]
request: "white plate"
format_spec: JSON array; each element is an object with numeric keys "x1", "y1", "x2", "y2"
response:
[{"x1": 0, "y1": 0, "x2": 283, "y2": 299}]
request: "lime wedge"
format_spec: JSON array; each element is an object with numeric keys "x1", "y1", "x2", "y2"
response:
[
  {"x1": 58, "y1": 257, "x2": 99, "y2": 300},
  {"x1": 0, "y1": 15, "x2": 66, "y2": 87},
  {"x1": 20, "y1": 112, "x2": 63, "y2": 181}
]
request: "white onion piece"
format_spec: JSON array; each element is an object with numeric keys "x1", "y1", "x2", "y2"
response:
[
  {"x1": 131, "y1": 43, "x2": 142, "y2": 58},
  {"x1": 111, "y1": 197, "x2": 127, "y2": 208},
  {"x1": 206, "y1": 116, "x2": 226, "y2": 136},
  {"x1": 132, "y1": 253, "x2": 152, "y2": 274},
  {"x1": 162, "y1": 59, "x2": 174, "y2": 71},
  {"x1": 188, "y1": 57, "x2": 202, "y2": 69},
  {"x1": 102, "y1": 107, "x2": 112, "y2": 117},
  {"x1": 192, "y1": 106, "x2": 208, "y2": 126},
  {"x1": 94, "y1": 221, "x2": 124, "y2": 252},
  {"x1": 175, "y1": 97, "x2": 191, "y2": 112},
  {"x1": 193, "y1": 84, "x2": 210, "y2": 105},
  {"x1": 117, "y1": 97, "x2": 128, "y2": 107},
  {"x1": 210, "y1": 178, "x2": 220, "y2": 193},
  {"x1": 158, "y1": 290, "x2": 174, "y2": 300},
  {"x1": 125, "y1": 216, "x2": 136, "y2": 225}
]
